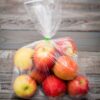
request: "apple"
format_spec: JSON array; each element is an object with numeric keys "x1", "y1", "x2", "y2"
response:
[
  {"x1": 29, "y1": 69, "x2": 49, "y2": 84},
  {"x1": 14, "y1": 48, "x2": 34, "y2": 70},
  {"x1": 55, "y1": 37, "x2": 77, "y2": 56},
  {"x1": 42, "y1": 75, "x2": 67, "y2": 97},
  {"x1": 53, "y1": 55, "x2": 78, "y2": 80},
  {"x1": 67, "y1": 76, "x2": 89, "y2": 97},
  {"x1": 35, "y1": 41, "x2": 53, "y2": 49},
  {"x1": 33, "y1": 41, "x2": 56, "y2": 72},
  {"x1": 13, "y1": 74, "x2": 37, "y2": 99}
]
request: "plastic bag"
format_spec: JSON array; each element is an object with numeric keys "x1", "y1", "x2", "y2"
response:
[
  {"x1": 12, "y1": 0, "x2": 92, "y2": 99},
  {"x1": 24, "y1": 0, "x2": 61, "y2": 39}
]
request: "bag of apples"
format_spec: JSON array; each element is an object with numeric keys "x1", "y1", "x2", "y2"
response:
[{"x1": 12, "y1": 0, "x2": 91, "y2": 99}]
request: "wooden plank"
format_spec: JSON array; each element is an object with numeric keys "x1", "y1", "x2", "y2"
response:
[
  {"x1": 0, "y1": 0, "x2": 100, "y2": 6},
  {"x1": 0, "y1": 1, "x2": 100, "y2": 31},
  {"x1": 0, "y1": 93, "x2": 98, "y2": 100},
  {"x1": 0, "y1": 30, "x2": 100, "y2": 51},
  {"x1": 1, "y1": 1, "x2": 100, "y2": 14},
  {"x1": 1, "y1": 14, "x2": 100, "y2": 31},
  {"x1": 64, "y1": 0, "x2": 100, "y2": 3},
  {"x1": 0, "y1": 51, "x2": 100, "y2": 99}
]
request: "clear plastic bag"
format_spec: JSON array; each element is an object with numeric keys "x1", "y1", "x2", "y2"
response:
[
  {"x1": 24, "y1": 0, "x2": 61, "y2": 39},
  {"x1": 12, "y1": 0, "x2": 92, "y2": 99}
]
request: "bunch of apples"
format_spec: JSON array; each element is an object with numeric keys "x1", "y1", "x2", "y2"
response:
[{"x1": 13, "y1": 38, "x2": 89, "y2": 99}]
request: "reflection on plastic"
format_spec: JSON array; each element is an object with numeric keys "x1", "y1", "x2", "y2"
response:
[{"x1": 24, "y1": 0, "x2": 61, "y2": 39}]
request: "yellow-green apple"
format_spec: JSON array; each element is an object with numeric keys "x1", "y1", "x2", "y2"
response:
[
  {"x1": 42, "y1": 75, "x2": 67, "y2": 97},
  {"x1": 13, "y1": 75, "x2": 37, "y2": 99},
  {"x1": 55, "y1": 37, "x2": 77, "y2": 56},
  {"x1": 14, "y1": 48, "x2": 34, "y2": 70},
  {"x1": 68, "y1": 76, "x2": 89, "y2": 96},
  {"x1": 33, "y1": 41, "x2": 56, "y2": 72},
  {"x1": 29, "y1": 69, "x2": 49, "y2": 84},
  {"x1": 53, "y1": 55, "x2": 78, "y2": 80}
]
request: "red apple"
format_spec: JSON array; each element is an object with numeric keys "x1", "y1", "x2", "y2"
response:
[
  {"x1": 33, "y1": 41, "x2": 56, "y2": 72},
  {"x1": 13, "y1": 75, "x2": 37, "y2": 99},
  {"x1": 53, "y1": 55, "x2": 78, "y2": 80},
  {"x1": 29, "y1": 69, "x2": 49, "y2": 84},
  {"x1": 42, "y1": 75, "x2": 67, "y2": 97},
  {"x1": 67, "y1": 76, "x2": 89, "y2": 97},
  {"x1": 55, "y1": 37, "x2": 77, "y2": 56}
]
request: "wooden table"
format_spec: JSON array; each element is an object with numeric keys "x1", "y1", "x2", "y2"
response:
[
  {"x1": 0, "y1": 50, "x2": 100, "y2": 100},
  {"x1": 0, "y1": 0, "x2": 100, "y2": 99}
]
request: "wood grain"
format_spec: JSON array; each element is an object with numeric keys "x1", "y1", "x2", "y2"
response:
[
  {"x1": 0, "y1": 0, "x2": 100, "y2": 99},
  {"x1": 0, "y1": 0, "x2": 100, "y2": 50},
  {"x1": 0, "y1": 30, "x2": 100, "y2": 51},
  {"x1": 0, "y1": 51, "x2": 100, "y2": 99},
  {"x1": 0, "y1": 1, "x2": 100, "y2": 31}
]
